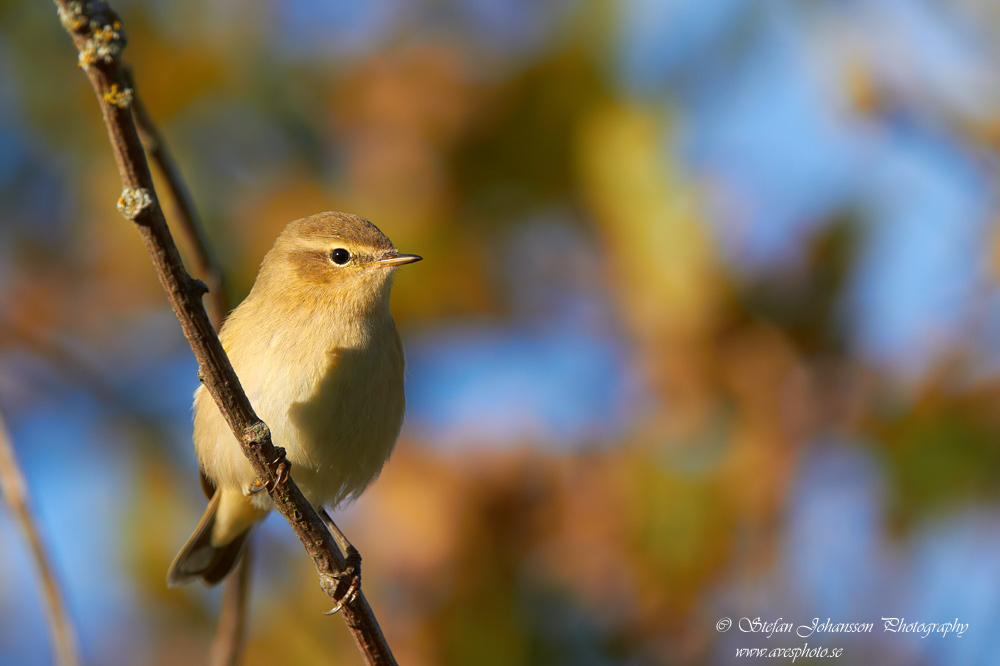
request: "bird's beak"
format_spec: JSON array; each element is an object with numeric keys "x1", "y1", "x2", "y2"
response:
[{"x1": 378, "y1": 252, "x2": 422, "y2": 267}]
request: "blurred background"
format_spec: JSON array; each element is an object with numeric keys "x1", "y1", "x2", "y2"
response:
[{"x1": 2, "y1": 0, "x2": 1000, "y2": 664}]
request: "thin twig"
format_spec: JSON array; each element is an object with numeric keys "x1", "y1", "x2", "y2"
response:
[
  {"x1": 6, "y1": 316, "x2": 252, "y2": 664},
  {"x1": 125, "y1": 65, "x2": 249, "y2": 665},
  {"x1": 0, "y1": 407, "x2": 81, "y2": 666},
  {"x1": 209, "y1": 547, "x2": 251, "y2": 666},
  {"x1": 124, "y1": 67, "x2": 229, "y2": 331},
  {"x1": 50, "y1": 3, "x2": 396, "y2": 664},
  {"x1": 2, "y1": 316, "x2": 130, "y2": 413}
]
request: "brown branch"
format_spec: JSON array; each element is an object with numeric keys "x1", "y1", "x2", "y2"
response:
[
  {"x1": 50, "y1": 2, "x2": 396, "y2": 664},
  {"x1": 0, "y1": 407, "x2": 81, "y2": 666},
  {"x1": 2, "y1": 316, "x2": 131, "y2": 414},
  {"x1": 209, "y1": 547, "x2": 251, "y2": 666},
  {"x1": 124, "y1": 67, "x2": 229, "y2": 331},
  {"x1": 7, "y1": 316, "x2": 252, "y2": 664},
  {"x1": 124, "y1": 64, "x2": 248, "y2": 665}
]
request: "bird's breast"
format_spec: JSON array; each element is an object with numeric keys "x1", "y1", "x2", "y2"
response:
[{"x1": 236, "y1": 315, "x2": 406, "y2": 507}]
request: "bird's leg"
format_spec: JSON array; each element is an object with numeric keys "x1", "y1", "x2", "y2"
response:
[
  {"x1": 249, "y1": 446, "x2": 291, "y2": 493},
  {"x1": 266, "y1": 446, "x2": 291, "y2": 490},
  {"x1": 321, "y1": 508, "x2": 362, "y2": 615},
  {"x1": 322, "y1": 509, "x2": 354, "y2": 553}
]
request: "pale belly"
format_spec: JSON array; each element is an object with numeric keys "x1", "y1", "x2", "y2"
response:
[{"x1": 193, "y1": 322, "x2": 405, "y2": 511}]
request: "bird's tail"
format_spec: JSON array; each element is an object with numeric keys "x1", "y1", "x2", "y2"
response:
[{"x1": 166, "y1": 489, "x2": 256, "y2": 587}]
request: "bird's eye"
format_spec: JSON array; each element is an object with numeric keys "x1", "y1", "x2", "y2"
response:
[{"x1": 330, "y1": 248, "x2": 351, "y2": 265}]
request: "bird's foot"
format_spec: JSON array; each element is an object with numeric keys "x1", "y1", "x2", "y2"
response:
[
  {"x1": 323, "y1": 546, "x2": 362, "y2": 615},
  {"x1": 249, "y1": 446, "x2": 290, "y2": 493}
]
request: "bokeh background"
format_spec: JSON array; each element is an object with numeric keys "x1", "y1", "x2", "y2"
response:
[{"x1": 3, "y1": 0, "x2": 1000, "y2": 664}]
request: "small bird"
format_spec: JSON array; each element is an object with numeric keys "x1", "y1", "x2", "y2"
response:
[{"x1": 167, "y1": 212, "x2": 421, "y2": 587}]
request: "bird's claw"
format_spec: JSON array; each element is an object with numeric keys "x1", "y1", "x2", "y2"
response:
[
  {"x1": 249, "y1": 447, "x2": 290, "y2": 493},
  {"x1": 323, "y1": 546, "x2": 362, "y2": 615}
]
